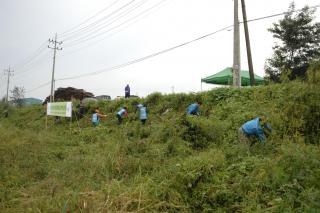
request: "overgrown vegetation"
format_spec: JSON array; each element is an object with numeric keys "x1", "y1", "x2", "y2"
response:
[{"x1": 0, "y1": 79, "x2": 320, "y2": 212}]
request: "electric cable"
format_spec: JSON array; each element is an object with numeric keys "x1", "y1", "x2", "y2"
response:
[
  {"x1": 14, "y1": 51, "x2": 51, "y2": 78},
  {"x1": 60, "y1": 0, "x2": 122, "y2": 36},
  {"x1": 13, "y1": 40, "x2": 48, "y2": 72},
  {"x1": 62, "y1": 1, "x2": 168, "y2": 56},
  {"x1": 60, "y1": 0, "x2": 136, "y2": 39},
  {"x1": 61, "y1": 0, "x2": 169, "y2": 56},
  {"x1": 25, "y1": 81, "x2": 51, "y2": 94},
  {"x1": 8, "y1": 0, "x2": 159, "y2": 77},
  {"x1": 57, "y1": 25, "x2": 234, "y2": 81},
  {"x1": 62, "y1": 0, "x2": 148, "y2": 43},
  {"x1": 243, "y1": 4, "x2": 320, "y2": 24},
  {"x1": 64, "y1": 0, "x2": 167, "y2": 48}
]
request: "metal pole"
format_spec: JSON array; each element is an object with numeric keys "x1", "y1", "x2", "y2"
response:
[
  {"x1": 50, "y1": 34, "x2": 57, "y2": 102},
  {"x1": 241, "y1": 0, "x2": 255, "y2": 86},
  {"x1": 5, "y1": 67, "x2": 13, "y2": 103},
  {"x1": 48, "y1": 33, "x2": 62, "y2": 102},
  {"x1": 233, "y1": 0, "x2": 241, "y2": 88}
]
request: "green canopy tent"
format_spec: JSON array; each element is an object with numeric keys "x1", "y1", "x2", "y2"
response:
[{"x1": 201, "y1": 67, "x2": 265, "y2": 86}]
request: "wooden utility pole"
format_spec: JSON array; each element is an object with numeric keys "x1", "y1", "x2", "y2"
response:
[
  {"x1": 4, "y1": 67, "x2": 14, "y2": 103},
  {"x1": 48, "y1": 33, "x2": 62, "y2": 102},
  {"x1": 241, "y1": 0, "x2": 255, "y2": 86},
  {"x1": 233, "y1": 0, "x2": 241, "y2": 87}
]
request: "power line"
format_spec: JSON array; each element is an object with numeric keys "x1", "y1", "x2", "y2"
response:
[
  {"x1": 8, "y1": 1, "x2": 123, "y2": 77},
  {"x1": 61, "y1": 0, "x2": 170, "y2": 56},
  {"x1": 25, "y1": 81, "x2": 51, "y2": 94},
  {"x1": 243, "y1": 4, "x2": 320, "y2": 24},
  {"x1": 4, "y1": 67, "x2": 14, "y2": 102},
  {"x1": 61, "y1": 0, "x2": 136, "y2": 40},
  {"x1": 62, "y1": 0, "x2": 149, "y2": 43},
  {"x1": 9, "y1": 0, "x2": 167, "y2": 81},
  {"x1": 13, "y1": 40, "x2": 48, "y2": 72},
  {"x1": 60, "y1": 0, "x2": 122, "y2": 36},
  {"x1": 64, "y1": 0, "x2": 168, "y2": 48},
  {"x1": 10, "y1": 0, "x2": 168, "y2": 86},
  {"x1": 12, "y1": 1, "x2": 125, "y2": 80},
  {"x1": 58, "y1": 25, "x2": 233, "y2": 81},
  {"x1": 27, "y1": 25, "x2": 231, "y2": 93},
  {"x1": 14, "y1": 51, "x2": 51, "y2": 78},
  {"x1": 62, "y1": 0, "x2": 145, "y2": 42}
]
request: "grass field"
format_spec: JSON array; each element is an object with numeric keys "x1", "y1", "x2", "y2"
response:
[{"x1": 0, "y1": 81, "x2": 320, "y2": 212}]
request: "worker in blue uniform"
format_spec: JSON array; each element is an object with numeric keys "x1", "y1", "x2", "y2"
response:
[
  {"x1": 137, "y1": 104, "x2": 147, "y2": 124},
  {"x1": 187, "y1": 101, "x2": 202, "y2": 116},
  {"x1": 238, "y1": 116, "x2": 272, "y2": 145},
  {"x1": 116, "y1": 107, "x2": 128, "y2": 125},
  {"x1": 92, "y1": 107, "x2": 106, "y2": 126}
]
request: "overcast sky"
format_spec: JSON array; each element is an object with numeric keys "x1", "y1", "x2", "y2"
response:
[{"x1": 0, "y1": 0, "x2": 319, "y2": 100}]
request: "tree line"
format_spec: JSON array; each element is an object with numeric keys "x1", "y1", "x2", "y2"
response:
[{"x1": 265, "y1": 2, "x2": 320, "y2": 82}]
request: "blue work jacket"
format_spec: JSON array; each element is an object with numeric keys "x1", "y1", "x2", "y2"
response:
[
  {"x1": 241, "y1": 117, "x2": 266, "y2": 142},
  {"x1": 187, "y1": 103, "x2": 199, "y2": 115}
]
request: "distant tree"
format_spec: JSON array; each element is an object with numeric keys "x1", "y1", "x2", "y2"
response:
[
  {"x1": 265, "y1": 2, "x2": 320, "y2": 82},
  {"x1": 10, "y1": 86, "x2": 25, "y2": 107}
]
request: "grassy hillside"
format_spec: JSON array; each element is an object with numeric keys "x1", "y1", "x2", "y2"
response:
[{"x1": 0, "y1": 81, "x2": 320, "y2": 212}]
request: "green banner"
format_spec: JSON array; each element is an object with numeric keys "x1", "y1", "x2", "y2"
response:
[{"x1": 47, "y1": 102, "x2": 72, "y2": 117}]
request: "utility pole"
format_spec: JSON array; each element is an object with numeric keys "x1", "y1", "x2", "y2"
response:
[
  {"x1": 233, "y1": 0, "x2": 241, "y2": 88},
  {"x1": 4, "y1": 67, "x2": 14, "y2": 103},
  {"x1": 48, "y1": 33, "x2": 62, "y2": 102},
  {"x1": 241, "y1": 0, "x2": 255, "y2": 86}
]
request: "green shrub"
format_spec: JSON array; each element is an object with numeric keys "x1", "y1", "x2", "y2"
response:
[{"x1": 180, "y1": 116, "x2": 226, "y2": 149}]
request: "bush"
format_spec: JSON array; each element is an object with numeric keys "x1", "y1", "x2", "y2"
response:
[{"x1": 180, "y1": 116, "x2": 226, "y2": 149}]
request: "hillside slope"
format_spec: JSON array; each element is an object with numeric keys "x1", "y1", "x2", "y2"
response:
[{"x1": 0, "y1": 81, "x2": 320, "y2": 212}]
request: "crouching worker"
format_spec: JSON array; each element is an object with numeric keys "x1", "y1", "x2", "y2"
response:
[
  {"x1": 137, "y1": 104, "x2": 147, "y2": 124},
  {"x1": 238, "y1": 116, "x2": 272, "y2": 145},
  {"x1": 116, "y1": 107, "x2": 128, "y2": 125},
  {"x1": 187, "y1": 101, "x2": 201, "y2": 116},
  {"x1": 92, "y1": 107, "x2": 106, "y2": 126}
]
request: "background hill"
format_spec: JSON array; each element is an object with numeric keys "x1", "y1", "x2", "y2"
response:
[
  {"x1": 22, "y1": 98, "x2": 43, "y2": 106},
  {"x1": 0, "y1": 81, "x2": 319, "y2": 212}
]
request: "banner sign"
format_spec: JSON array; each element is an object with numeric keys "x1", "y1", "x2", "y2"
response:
[{"x1": 47, "y1": 102, "x2": 72, "y2": 117}]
